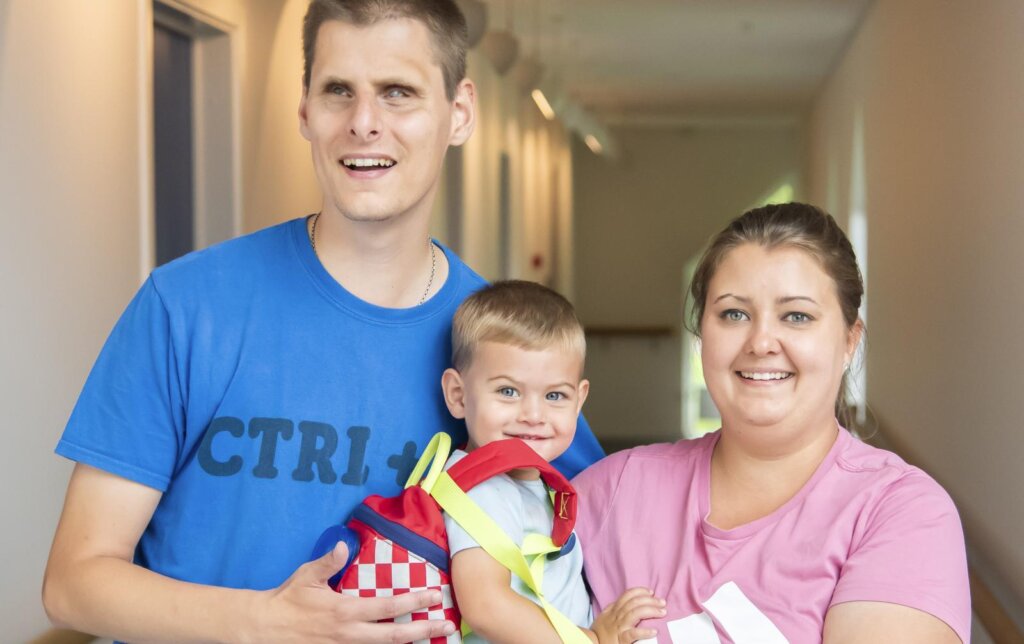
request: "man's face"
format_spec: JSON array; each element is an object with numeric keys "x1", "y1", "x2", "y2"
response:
[{"x1": 299, "y1": 18, "x2": 474, "y2": 224}]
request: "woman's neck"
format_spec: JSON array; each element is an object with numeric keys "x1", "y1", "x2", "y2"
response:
[{"x1": 707, "y1": 417, "x2": 839, "y2": 530}]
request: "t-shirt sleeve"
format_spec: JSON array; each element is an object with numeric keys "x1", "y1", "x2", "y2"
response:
[
  {"x1": 830, "y1": 472, "x2": 971, "y2": 643},
  {"x1": 551, "y1": 414, "x2": 605, "y2": 480},
  {"x1": 56, "y1": 276, "x2": 184, "y2": 492},
  {"x1": 570, "y1": 450, "x2": 630, "y2": 555},
  {"x1": 445, "y1": 475, "x2": 525, "y2": 557}
]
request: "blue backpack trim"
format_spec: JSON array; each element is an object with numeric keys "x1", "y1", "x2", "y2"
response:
[{"x1": 351, "y1": 504, "x2": 451, "y2": 573}]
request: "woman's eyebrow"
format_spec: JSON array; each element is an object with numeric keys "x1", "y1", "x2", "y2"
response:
[
  {"x1": 777, "y1": 296, "x2": 818, "y2": 305},
  {"x1": 713, "y1": 293, "x2": 748, "y2": 304}
]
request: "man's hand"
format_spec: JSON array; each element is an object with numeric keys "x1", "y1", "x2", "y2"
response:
[
  {"x1": 249, "y1": 541, "x2": 457, "y2": 643},
  {"x1": 43, "y1": 464, "x2": 455, "y2": 643},
  {"x1": 588, "y1": 587, "x2": 664, "y2": 644}
]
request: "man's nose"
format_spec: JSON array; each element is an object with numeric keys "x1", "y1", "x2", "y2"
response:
[{"x1": 348, "y1": 95, "x2": 382, "y2": 140}]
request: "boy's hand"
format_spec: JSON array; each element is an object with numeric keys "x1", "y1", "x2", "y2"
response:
[{"x1": 588, "y1": 587, "x2": 664, "y2": 644}]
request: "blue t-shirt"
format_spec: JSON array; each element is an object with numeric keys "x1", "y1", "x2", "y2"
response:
[{"x1": 57, "y1": 217, "x2": 604, "y2": 590}]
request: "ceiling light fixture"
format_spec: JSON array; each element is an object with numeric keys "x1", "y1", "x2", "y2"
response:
[{"x1": 531, "y1": 89, "x2": 556, "y2": 120}]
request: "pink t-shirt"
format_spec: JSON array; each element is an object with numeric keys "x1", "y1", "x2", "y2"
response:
[{"x1": 573, "y1": 429, "x2": 970, "y2": 643}]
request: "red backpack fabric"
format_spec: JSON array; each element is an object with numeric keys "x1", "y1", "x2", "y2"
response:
[{"x1": 320, "y1": 433, "x2": 578, "y2": 644}]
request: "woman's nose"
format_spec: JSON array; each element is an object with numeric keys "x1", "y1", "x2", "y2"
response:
[{"x1": 746, "y1": 321, "x2": 781, "y2": 356}]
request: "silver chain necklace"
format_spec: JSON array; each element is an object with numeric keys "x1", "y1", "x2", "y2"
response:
[{"x1": 309, "y1": 212, "x2": 436, "y2": 306}]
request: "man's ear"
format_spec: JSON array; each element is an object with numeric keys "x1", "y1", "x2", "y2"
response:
[
  {"x1": 448, "y1": 79, "x2": 476, "y2": 146},
  {"x1": 441, "y1": 368, "x2": 467, "y2": 419},
  {"x1": 298, "y1": 87, "x2": 312, "y2": 141},
  {"x1": 576, "y1": 379, "x2": 590, "y2": 415}
]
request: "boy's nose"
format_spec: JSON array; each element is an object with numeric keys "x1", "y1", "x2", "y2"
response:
[{"x1": 518, "y1": 398, "x2": 544, "y2": 425}]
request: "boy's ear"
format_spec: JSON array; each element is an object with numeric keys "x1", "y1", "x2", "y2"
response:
[
  {"x1": 441, "y1": 368, "x2": 467, "y2": 419},
  {"x1": 576, "y1": 379, "x2": 590, "y2": 415}
]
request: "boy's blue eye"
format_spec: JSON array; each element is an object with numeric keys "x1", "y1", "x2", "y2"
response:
[
  {"x1": 546, "y1": 392, "x2": 566, "y2": 402},
  {"x1": 498, "y1": 386, "x2": 518, "y2": 398}
]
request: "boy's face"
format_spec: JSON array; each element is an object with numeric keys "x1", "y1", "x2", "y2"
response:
[{"x1": 442, "y1": 341, "x2": 589, "y2": 466}]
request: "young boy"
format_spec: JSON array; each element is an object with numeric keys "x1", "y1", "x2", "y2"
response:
[{"x1": 440, "y1": 280, "x2": 664, "y2": 643}]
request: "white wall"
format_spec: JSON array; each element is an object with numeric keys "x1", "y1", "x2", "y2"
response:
[
  {"x1": 0, "y1": 2, "x2": 144, "y2": 640},
  {"x1": 806, "y1": 0, "x2": 1024, "y2": 621},
  {"x1": 573, "y1": 126, "x2": 800, "y2": 445},
  {"x1": 0, "y1": 0, "x2": 311, "y2": 638}
]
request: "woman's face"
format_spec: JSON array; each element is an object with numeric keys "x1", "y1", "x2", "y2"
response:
[{"x1": 700, "y1": 243, "x2": 861, "y2": 435}]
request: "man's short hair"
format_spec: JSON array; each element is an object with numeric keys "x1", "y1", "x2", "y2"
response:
[
  {"x1": 452, "y1": 281, "x2": 587, "y2": 373},
  {"x1": 302, "y1": 0, "x2": 468, "y2": 100}
]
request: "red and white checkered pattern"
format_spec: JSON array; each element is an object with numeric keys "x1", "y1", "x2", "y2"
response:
[{"x1": 339, "y1": 536, "x2": 460, "y2": 644}]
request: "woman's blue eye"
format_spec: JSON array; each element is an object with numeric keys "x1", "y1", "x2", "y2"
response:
[
  {"x1": 722, "y1": 309, "x2": 748, "y2": 322},
  {"x1": 785, "y1": 312, "x2": 812, "y2": 323}
]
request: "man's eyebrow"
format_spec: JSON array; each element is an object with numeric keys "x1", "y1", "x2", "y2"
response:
[
  {"x1": 318, "y1": 76, "x2": 348, "y2": 88},
  {"x1": 375, "y1": 79, "x2": 424, "y2": 94}
]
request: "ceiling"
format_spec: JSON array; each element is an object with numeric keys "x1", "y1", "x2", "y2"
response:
[{"x1": 478, "y1": 0, "x2": 874, "y2": 126}]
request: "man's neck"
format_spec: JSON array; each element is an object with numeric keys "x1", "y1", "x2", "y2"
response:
[{"x1": 309, "y1": 211, "x2": 450, "y2": 309}]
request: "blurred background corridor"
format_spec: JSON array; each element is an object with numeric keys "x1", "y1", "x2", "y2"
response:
[{"x1": 2, "y1": 0, "x2": 1022, "y2": 641}]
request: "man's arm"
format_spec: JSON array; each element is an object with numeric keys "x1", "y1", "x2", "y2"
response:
[
  {"x1": 43, "y1": 463, "x2": 455, "y2": 644},
  {"x1": 823, "y1": 601, "x2": 961, "y2": 643}
]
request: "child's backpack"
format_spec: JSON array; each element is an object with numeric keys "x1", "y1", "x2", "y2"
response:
[{"x1": 312, "y1": 432, "x2": 588, "y2": 644}]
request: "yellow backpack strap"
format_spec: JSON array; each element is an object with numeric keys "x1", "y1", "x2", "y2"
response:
[
  {"x1": 431, "y1": 472, "x2": 590, "y2": 644},
  {"x1": 404, "y1": 432, "x2": 452, "y2": 491}
]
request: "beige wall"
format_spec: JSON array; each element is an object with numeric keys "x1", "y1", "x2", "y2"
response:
[
  {"x1": 0, "y1": 2, "x2": 144, "y2": 640},
  {"x1": 573, "y1": 126, "x2": 800, "y2": 444},
  {"x1": 806, "y1": 0, "x2": 1024, "y2": 620}
]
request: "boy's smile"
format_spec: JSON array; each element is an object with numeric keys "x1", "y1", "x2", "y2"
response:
[{"x1": 442, "y1": 341, "x2": 589, "y2": 474}]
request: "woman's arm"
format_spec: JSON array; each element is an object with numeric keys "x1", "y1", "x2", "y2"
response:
[
  {"x1": 824, "y1": 601, "x2": 961, "y2": 643},
  {"x1": 43, "y1": 463, "x2": 454, "y2": 644}
]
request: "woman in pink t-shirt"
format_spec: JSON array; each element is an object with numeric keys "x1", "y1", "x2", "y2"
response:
[{"x1": 574, "y1": 203, "x2": 970, "y2": 643}]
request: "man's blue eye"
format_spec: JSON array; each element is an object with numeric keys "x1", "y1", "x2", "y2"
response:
[{"x1": 385, "y1": 88, "x2": 409, "y2": 99}]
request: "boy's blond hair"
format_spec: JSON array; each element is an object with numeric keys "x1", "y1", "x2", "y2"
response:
[{"x1": 451, "y1": 280, "x2": 586, "y2": 373}]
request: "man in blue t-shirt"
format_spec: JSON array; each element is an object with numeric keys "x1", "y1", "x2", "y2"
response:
[{"x1": 42, "y1": 1, "x2": 603, "y2": 641}]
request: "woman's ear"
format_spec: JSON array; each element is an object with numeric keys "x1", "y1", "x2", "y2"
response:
[
  {"x1": 845, "y1": 319, "x2": 865, "y2": 365},
  {"x1": 441, "y1": 368, "x2": 467, "y2": 419}
]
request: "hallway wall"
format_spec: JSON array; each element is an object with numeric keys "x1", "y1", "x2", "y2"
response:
[
  {"x1": 806, "y1": 0, "x2": 1024, "y2": 622},
  {"x1": 0, "y1": 0, "x2": 306, "y2": 638},
  {"x1": 0, "y1": 2, "x2": 145, "y2": 640},
  {"x1": 573, "y1": 126, "x2": 800, "y2": 444}
]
